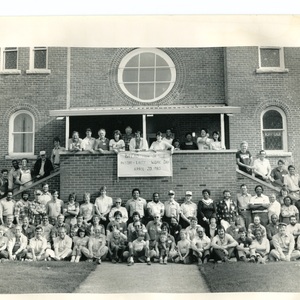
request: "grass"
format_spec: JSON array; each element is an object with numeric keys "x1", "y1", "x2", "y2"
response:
[
  {"x1": 199, "y1": 261, "x2": 300, "y2": 293},
  {"x1": 0, "y1": 261, "x2": 97, "y2": 294}
]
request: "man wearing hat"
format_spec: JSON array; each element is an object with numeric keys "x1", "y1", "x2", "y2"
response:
[
  {"x1": 33, "y1": 151, "x2": 54, "y2": 180},
  {"x1": 164, "y1": 190, "x2": 180, "y2": 225},
  {"x1": 180, "y1": 191, "x2": 197, "y2": 229},
  {"x1": 81, "y1": 128, "x2": 96, "y2": 153},
  {"x1": 269, "y1": 222, "x2": 300, "y2": 261}
]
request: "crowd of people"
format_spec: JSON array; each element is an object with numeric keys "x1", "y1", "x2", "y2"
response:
[
  {"x1": 0, "y1": 126, "x2": 300, "y2": 266},
  {"x1": 0, "y1": 179, "x2": 299, "y2": 266}
]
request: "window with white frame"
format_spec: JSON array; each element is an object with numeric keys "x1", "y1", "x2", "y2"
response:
[
  {"x1": 9, "y1": 111, "x2": 35, "y2": 155},
  {"x1": 256, "y1": 47, "x2": 288, "y2": 73},
  {"x1": 118, "y1": 48, "x2": 176, "y2": 103},
  {"x1": 261, "y1": 107, "x2": 287, "y2": 151},
  {"x1": 2, "y1": 47, "x2": 18, "y2": 70},
  {"x1": 32, "y1": 47, "x2": 48, "y2": 69}
]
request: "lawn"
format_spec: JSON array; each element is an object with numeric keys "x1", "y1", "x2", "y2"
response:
[
  {"x1": 0, "y1": 261, "x2": 97, "y2": 294},
  {"x1": 199, "y1": 261, "x2": 300, "y2": 293}
]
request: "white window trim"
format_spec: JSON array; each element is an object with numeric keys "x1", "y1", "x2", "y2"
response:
[
  {"x1": 9, "y1": 110, "x2": 35, "y2": 156},
  {"x1": 0, "y1": 47, "x2": 21, "y2": 74},
  {"x1": 260, "y1": 106, "x2": 288, "y2": 153},
  {"x1": 118, "y1": 48, "x2": 176, "y2": 103},
  {"x1": 26, "y1": 47, "x2": 51, "y2": 74},
  {"x1": 256, "y1": 46, "x2": 289, "y2": 74}
]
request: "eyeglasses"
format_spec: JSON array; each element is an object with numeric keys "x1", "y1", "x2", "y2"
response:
[
  {"x1": 154, "y1": 217, "x2": 160, "y2": 219},
  {"x1": 116, "y1": 202, "x2": 121, "y2": 204}
]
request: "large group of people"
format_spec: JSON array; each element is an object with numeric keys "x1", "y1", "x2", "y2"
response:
[{"x1": 0, "y1": 179, "x2": 299, "y2": 266}]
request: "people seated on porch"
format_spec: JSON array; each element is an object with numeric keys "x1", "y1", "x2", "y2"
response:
[
  {"x1": 283, "y1": 165, "x2": 300, "y2": 204},
  {"x1": 280, "y1": 196, "x2": 299, "y2": 224},
  {"x1": 129, "y1": 130, "x2": 149, "y2": 151},
  {"x1": 253, "y1": 150, "x2": 273, "y2": 182},
  {"x1": 196, "y1": 128, "x2": 211, "y2": 150},
  {"x1": 19, "y1": 158, "x2": 33, "y2": 190},
  {"x1": 209, "y1": 131, "x2": 225, "y2": 150},
  {"x1": 180, "y1": 132, "x2": 198, "y2": 150},
  {"x1": 109, "y1": 130, "x2": 125, "y2": 153},
  {"x1": 236, "y1": 141, "x2": 254, "y2": 175},
  {"x1": 33, "y1": 151, "x2": 54, "y2": 180},
  {"x1": 270, "y1": 159, "x2": 288, "y2": 187},
  {"x1": 51, "y1": 136, "x2": 66, "y2": 170},
  {"x1": 94, "y1": 128, "x2": 110, "y2": 152},
  {"x1": 123, "y1": 126, "x2": 134, "y2": 151},
  {"x1": 162, "y1": 129, "x2": 174, "y2": 145},
  {"x1": 68, "y1": 131, "x2": 83, "y2": 152},
  {"x1": 81, "y1": 128, "x2": 96, "y2": 153},
  {"x1": 172, "y1": 139, "x2": 181, "y2": 151},
  {"x1": 150, "y1": 131, "x2": 174, "y2": 154}
]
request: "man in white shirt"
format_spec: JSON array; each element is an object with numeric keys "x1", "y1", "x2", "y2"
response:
[
  {"x1": 147, "y1": 192, "x2": 165, "y2": 222},
  {"x1": 249, "y1": 185, "x2": 270, "y2": 227},
  {"x1": 253, "y1": 150, "x2": 272, "y2": 182},
  {"x1": 284, "y1": 165, "x2": 300, "y2": 203},
  {"x1": 81, "y1": 128, "x2": 96, "y2": 153},
  {"x1": 94, "y1": 186, "x2": 113, "y2": 228}
]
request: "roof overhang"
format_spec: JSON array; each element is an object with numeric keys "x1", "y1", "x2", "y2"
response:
[{"x1": 49, "y1": 105, "x2": 241, "y2": 117}]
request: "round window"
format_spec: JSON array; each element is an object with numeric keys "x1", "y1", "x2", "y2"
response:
[{"x1": 118, "y1": 48, "x2": 176, "y2": 103}]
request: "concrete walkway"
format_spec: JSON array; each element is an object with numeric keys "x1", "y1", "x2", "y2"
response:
[{"x1": 74, "y1": 262, "x2": 210, "y2": 293}]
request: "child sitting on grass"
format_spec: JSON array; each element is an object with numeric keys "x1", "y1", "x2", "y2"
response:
[
  {"x1": 175, "y1": 230, "x2": 191, "y2": 264},
  {"x1": 155, "y1": 232, "x2": 169, "y2": 264},
  {"x1": 108, "y1": 229, "x2": 127, "y2": 263}
]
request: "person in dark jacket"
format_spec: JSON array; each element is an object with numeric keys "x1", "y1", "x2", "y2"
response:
[{"x1": 33, "y1": 151, "x2": 54, "y2": 180}]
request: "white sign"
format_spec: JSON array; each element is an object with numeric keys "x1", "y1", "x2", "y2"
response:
[{"x1": 118, "y1": 151, "x2": 173, "y2": 177}]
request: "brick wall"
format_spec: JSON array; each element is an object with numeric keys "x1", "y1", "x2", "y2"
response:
[
  {"x1": 225, "y1": 46, "x2": 300, "y2": 170},
  {"x1": 59, "y1": 151, "x2": 237, "y2": 204},
  {"x1": 70, "y1": 47, "x2": 225, "y2": 107}
]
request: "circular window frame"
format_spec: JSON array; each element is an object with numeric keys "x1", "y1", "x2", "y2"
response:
[{"x1": 118, "y1": 48, "x2": 176, "y2": 103}]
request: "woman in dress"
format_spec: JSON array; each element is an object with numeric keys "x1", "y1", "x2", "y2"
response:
[
  {"x1": 197, "y1": 189, "x2": 217, "y2": 236},
  {"x1": 19, "y1": 158, "x2": 33, "y2": 189},
  {"x1": 109, "y1": 130, "x2": 125, "y2": 153},
  {"x1": 197, "y1": 128, "x2": 211, "y2": 150},
  {"x1": 209, "y1": 131, "x2": 225, "y2": 150}
]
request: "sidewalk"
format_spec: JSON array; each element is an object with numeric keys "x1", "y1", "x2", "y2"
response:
[{"x1": 74, "y1": 261, "x2": 210, "y2": 293}]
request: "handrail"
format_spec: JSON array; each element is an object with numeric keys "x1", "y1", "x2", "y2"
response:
[
  {"x1": 236, "y1": 168, "x2": 281, "y2": 193},
  {"x1": 11, "y1": 170, "x2": 61, "y2": 198}
]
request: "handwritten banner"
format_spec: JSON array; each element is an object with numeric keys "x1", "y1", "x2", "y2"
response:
[{"x1": 118, "y1": 151, "x2": 173, "y2": 177}]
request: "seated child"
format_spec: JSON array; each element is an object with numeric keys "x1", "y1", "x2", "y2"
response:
[
  {"x1": 87, "y1": 226, "x2": 108, "y2": 264},
  {"x1": 175, "y1": 230, "x2": 191, "y2": 264},
  {"x1": 108, "y1": 229, "x2": 127, "y2": 263},
  {"x1": 71, "y1": 228, "x2": 90, "y2": 263},
  {"x1": 191, "y1": 227, "x2": 211, "y2": 265},
  {"x1": 155, "y1": 232, "x2": 169, "y2": 264},
  {"x1": 236, "y1": 227, "x2": 252, "y2": 262},
  {"x1": 130, "y1": 230, "x2": 149, "y2": 264}
]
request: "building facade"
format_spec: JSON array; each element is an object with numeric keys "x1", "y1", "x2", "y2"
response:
[{"x1": 0, "y1": 46, "x2": 298, "y2": 201}]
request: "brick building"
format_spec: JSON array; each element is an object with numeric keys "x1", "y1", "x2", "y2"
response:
[{"x1": 0, "y1": 46, "x2": 298, "y2": 202}]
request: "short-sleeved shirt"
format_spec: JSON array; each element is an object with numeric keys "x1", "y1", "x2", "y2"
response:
[
  {"x1": 107, "y1": 221, "x2": 127, "y2": 234},
  {"x1": 236, "y1": 150, "x2": 252, "y2": 172},
  {"x1": 29, "y1": 236, "x2": 48, "y2": 254},
  {"x1": 147, "y1": 201, "x2": 165, "y2": 217},
  {"x1": 164, "y1": 200, "x2": 181, "y2": 219},
  {"x1": 281, "y1": 205, "x2": 299, "y2": 219},
  {"x1": 237, "y1": 236, "x2": 252, "y2": 248},
  {"x1": 94, "y1": 138, "x2": 110, "y2": 151},
  {"x1": 126, "y1": 198, "x2": 147, "y2": 218},
  {"x1": 180, "y1": 201, "x2": 197, "y2": 218},
  {"x1": 146, "y1": 221, "x2": 161, "y2": 241},
  {"x1": 81, "y1": 137, "x2": 96, "y2": 151},
  {"x1": 53, "y1": 235, "x2": 72, "y2": 253},
  {"x1": 283, "y1": 174, "x2": 300, "y2": 192},
  {"x1": 212, "y1": 233, "x2": 236, "y2": 248},
  {"x1": 46, "y1": 200, "x2": 64, "y2": 218},
  {"x1": 108, "y1": 206, "x2": 128, "y2": 223},
  {"x1": 253, "y1": 158, "x2": 271, "y2": 176},
  {"x1": 236, "y1": 193, "x2": 252, "y2": 210},
  {"x1": 132, "y1": 239, "x2": 146, "y2": 252},
  {"x1": 128, "y1": 227, "x2": 149, "y2": 243},
  {"x1": 94, "y1": 196, "x2": 113, "y2": 215},
  {"x1": 150, "y1": 140, "x2": 171, "y2": 151},
  {"x1": 1, "y1": 199, "x2": 15, "y2": 216},
  {"x1": 192, "y1": 235, "x2": 211, "y2": 249},
  {"x1": 250, "y1": 238, "x2": 270, "y2": 254},
  {"x1": 249, "y1": 194, "x2": 270, "y2": 213},
  {"x1": 286, "y1": 224, "x2": 300, "y2": 236},
  {"x1": 109, "y1": 139, "x2": 125, "y2": 151},
  {"x1": 79, "y1": 203, "x2": 94, "y2": 221},
  {"x1": 272, "y1": 232, "x2": 295, "y2": 253},
  {"x1": 271, "y1": 167, "x2": 288, "y2": 184}
]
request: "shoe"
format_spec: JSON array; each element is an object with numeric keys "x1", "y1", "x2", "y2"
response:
[
  {"x1": 240, "y1": 256, "x2": 247, "y2": 262},
  {"x1": 198, "y1": 259, "x2": 202, "y2": 266},
  {"x1": 127, "y1": 258, "x2": 134, "y2": 266},
  {"x1": 112, "y1": 259, "x2": 117, "y2": 264},
  {"x1": 222, "y1": 256, "x2": 229, "y2": 263},
  {"x1": 203, "y1": 257, "x2": 208, "y2": 264},
  {"x1": 147, "y1": 259, "x2": 151, "y2": 265},
  {"x1": 87, "y1": 259, "x2": 93, "y2": 263},
  {"x1": 163, "y1": 257, "x2": 168, "y2": 265},
  {"x1": 75, "y1": 256, "x2": 80, "y2": 263},
  {"x1": 229, "y1": 257, "x2": 237, "y2": 263},
  {"x1": 159, "y1": 257, "x2": 163, "y2": 264},
  {"x1": 249, "y1": 256, "x2": 256, "y2": 263},
  {"x1": 97, "y1": 259, "x2": 101, "y2": 265},
  {"x1": 70, "y1": 257, "x2": 75, "y2": 263}
]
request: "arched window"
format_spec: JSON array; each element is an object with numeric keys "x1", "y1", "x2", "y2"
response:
[
  {"x1": 118, "y1": 48, "x2": 176, "y2": 103},
  {"x1": 261, "y1": 107, "x2": 287, "y2": 151},
  {"x1": 9, "y1": 110, "x2": 35, "y2": 155}
]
